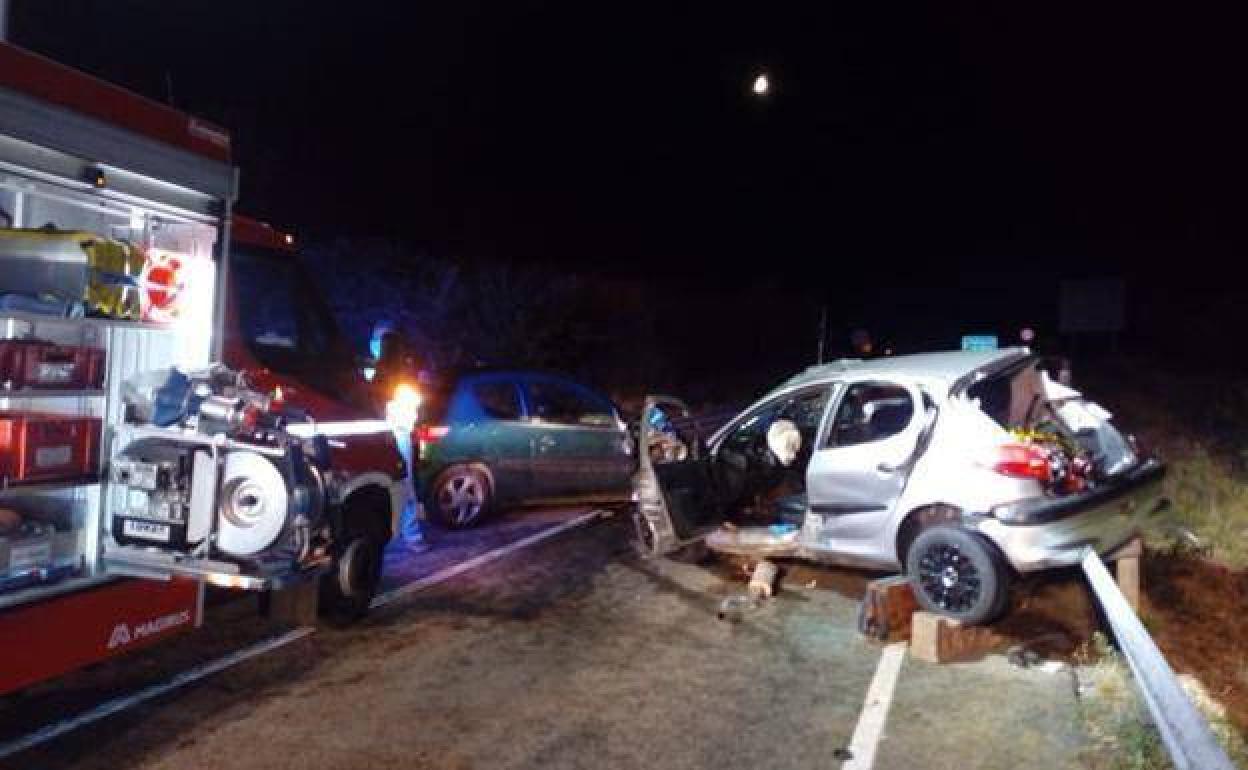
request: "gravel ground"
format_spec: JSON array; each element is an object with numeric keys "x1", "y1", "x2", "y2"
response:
[{"x1": 2, "y1": 510, "x2": 1094, "y2": 770}]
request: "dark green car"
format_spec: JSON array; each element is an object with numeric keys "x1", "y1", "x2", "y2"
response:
[{"x1": 416, "y1": 371, "x2": 636, "y2": 527}]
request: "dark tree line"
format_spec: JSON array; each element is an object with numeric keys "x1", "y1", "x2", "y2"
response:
[
  {"x1": 300, "y1": 238, "x2": 826, "y2": 413},
  {"x1": 300, "y1": 239, "x2": 678, "y2": 409}
]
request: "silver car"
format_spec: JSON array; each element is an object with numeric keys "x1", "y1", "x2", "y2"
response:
[{"x1": 632, "y1": 348, "x2": 1167, "y2": 624}]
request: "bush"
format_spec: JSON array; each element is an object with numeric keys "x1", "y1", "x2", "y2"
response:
[{"x1": 1155, "y1": 445, "x2": 1248, "y2": 568}]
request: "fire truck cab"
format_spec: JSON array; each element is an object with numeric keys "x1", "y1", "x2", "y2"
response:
[
  {"x1": 225, "y1": 215, "x2": 408, "y2": 615},
  {"x1": 0, "y1": 42, "x2": 404, "y2": 696}
]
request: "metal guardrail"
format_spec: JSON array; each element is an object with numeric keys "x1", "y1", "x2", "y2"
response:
[{"x1": 1080, "y1": 549, "x2": 1235, "y2": 770}]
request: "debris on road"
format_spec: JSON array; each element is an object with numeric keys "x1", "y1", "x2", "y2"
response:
[
  {"x1": 1006, "y1": 645, "x2": 1043, "y2": 669},
  {"x1": 1005, "y1": 632, "x2": 1072, "y2": 669},
  {"x1": 717, "y1": 594, "x2": 759, "y2": 622},
  {"x1": 747, "y1": 560, "x2": 778, "y2": 599}
]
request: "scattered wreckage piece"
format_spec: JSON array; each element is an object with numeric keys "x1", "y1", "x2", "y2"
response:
[
  {"x1": 706, "y1": 523, "x2": 800, "y2": 560},
  {"x1": 747, "y1": 559, "x2": 779, "y2": 599},
  {"x1": 717, "y1": 594, "x2": 758, "y2": 622}
]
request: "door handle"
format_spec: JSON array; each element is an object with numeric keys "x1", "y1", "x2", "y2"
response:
[
  {"x1": 876, "y1": 461, "x2": 900, "y2": 474},
  {"x1": 538, "y1": 435, "x2": 556, "y2": 449}
]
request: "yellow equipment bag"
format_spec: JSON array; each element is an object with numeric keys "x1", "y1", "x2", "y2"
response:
[
  {"x1": 83, "y1": 236, "x2": 144, "y2": 320},
  {"x1": 0, "y1": 228, "x2": 144, "y2": 320}
]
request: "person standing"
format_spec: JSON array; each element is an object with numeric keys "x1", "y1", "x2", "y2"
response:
[{"x1": 374, "y1": 329, "x2": 429, "y2": 551}]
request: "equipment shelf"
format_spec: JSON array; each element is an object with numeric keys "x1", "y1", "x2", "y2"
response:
[
  {"x1": 0, "y1": 388, "x2": 106, "y2": 399},
  {"x1": 0, "y1": 478, "x2": 100, "y2": 496}
]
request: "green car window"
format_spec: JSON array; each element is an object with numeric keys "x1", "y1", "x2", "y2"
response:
[
  {"x1": 473, "y1": 381, "x2": 523, "y2": 420},
  {"x1": 527, "y1": 380, "x2": 614, "y2": 426}
]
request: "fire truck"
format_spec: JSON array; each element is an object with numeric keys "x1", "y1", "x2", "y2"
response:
[{"x1": 0, "y1": 42, "x2": 407, "y2": 696}]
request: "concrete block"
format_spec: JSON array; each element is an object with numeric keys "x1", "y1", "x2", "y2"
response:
[
  {"x1": 857, "y1": 575, "x2": 918, "y2": 641},
  {"x1": 265, "y1": 580, "x2": 320, "y2": 626},
  {"x1": 909, "y1": 611, "x2": 947, "y2": 663},
  {"x1": 909, "y1": 610, "x2": 1006, "y2": 664}
]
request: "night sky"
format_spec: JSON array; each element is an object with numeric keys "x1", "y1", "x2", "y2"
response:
[{"x1": 7, "y1": 1, "x2": 1245, "y2": 361}]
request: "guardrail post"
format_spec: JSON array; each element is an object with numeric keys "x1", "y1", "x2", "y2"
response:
[
  {"x1": 1107, "y1": 536, "x2": 1143, "y2": 611},
  {"x1": 1081, "y1": 549, "x2": 1234, "y2": 770}
]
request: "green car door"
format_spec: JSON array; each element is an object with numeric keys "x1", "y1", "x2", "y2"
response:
[
  {"x1": 423, "y1": 374, "x2": 539, "y2": 502},
  {"x1": 523, "y1": 376, "x2": 634, "y2": 497},
  {"x1": 461, "y1": 375, "x2": 540, "y2": 499}
]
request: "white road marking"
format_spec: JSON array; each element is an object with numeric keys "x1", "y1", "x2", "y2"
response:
[
  {"x1": 0, "y1": 508, "x2": 607, "y2": 760},
  {"x1": 0, "y1": 627, "x2": 316, "y2": 761},
  {"x1": 841, "y1": 641, "x2": 907, "y2": 770},
  {"x1": 370, "y1": 508, "x2": 607, "y2": 609}
]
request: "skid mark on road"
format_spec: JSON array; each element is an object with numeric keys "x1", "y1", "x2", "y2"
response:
[{"x1": 841, "y1": 641, "x2": 907, "y2": 770}]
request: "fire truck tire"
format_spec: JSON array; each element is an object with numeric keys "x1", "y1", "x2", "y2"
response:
[
  {"x1": 320, "y1": 492, "x2": 390, "y2": 624},
  {"x1": 320, "y1": 533, "x2": 384, "y2": 624}
]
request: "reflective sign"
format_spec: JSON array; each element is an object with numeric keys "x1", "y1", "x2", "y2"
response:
[{"x1": 961, "y1": 334, "x2": 999, "y2": 351}]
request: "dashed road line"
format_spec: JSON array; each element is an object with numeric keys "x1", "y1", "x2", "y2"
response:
[{"x1": 841, "y1": 641, "x2": 907, "y2": 770}]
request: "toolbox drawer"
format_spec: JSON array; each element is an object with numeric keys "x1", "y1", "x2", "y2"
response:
[
  {"x1": 0, "y1": 412, "x2": 101, "y2": 485},
  {"x1": 0, "y1": 341, "x2": 105, "y2": 390}
]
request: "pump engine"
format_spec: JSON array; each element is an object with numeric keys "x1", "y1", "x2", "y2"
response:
[{"x1": 110, "y1": 365, "x2": 334, "y2": 570}]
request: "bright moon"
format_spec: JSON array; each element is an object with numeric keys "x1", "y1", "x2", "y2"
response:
[{"x1": 752, "y1": 74, "x2": 769, "y2": 95}]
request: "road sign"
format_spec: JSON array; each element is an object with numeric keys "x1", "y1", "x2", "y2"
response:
[{"x1": 961, "y1": 334, "x2": 998, "y2": 351}]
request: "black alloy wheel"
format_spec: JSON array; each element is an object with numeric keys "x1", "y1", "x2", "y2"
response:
[{"x1": 906, "y1": 525, "x2": 1008, "y2": 625}]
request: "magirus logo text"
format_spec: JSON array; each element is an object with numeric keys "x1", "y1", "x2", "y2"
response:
[{"x1": 106, "y1": 609, "x2": 192, "y2": 650}]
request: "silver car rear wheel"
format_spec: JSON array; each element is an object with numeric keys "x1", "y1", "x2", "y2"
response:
[{"x1": 906, "y1": 526, "x2": 1009, "y2": 625}]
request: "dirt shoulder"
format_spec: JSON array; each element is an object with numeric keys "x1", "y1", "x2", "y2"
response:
[{"x1": 1144, "y1": 552, "x2": 1248, "y2": 735}]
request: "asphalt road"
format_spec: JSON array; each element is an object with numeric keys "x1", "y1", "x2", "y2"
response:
[{"x1": 1, "y1": 509, "x2": 1092, "y2": 770}]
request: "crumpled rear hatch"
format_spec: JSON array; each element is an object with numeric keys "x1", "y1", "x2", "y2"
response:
[{"x1": 964, "y1": 357, "x2": 1140, "y2": 495}]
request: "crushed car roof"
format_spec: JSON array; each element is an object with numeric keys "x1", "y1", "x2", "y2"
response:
[{"x1": 782, "y1": 348, "x2": 1031, "y2": 389}]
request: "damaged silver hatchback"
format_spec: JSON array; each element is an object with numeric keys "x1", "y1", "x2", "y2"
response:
[{"x1": 632, "y1": 349, "x2": 1166, "y2": 624}]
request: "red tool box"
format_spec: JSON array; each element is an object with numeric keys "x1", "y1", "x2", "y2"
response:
[
  {"x1": 0, "y1": 341, "x2": 105, "y2": 390},
  {"x1": 0, "y1": 412, "x2": 101, "y2": 486}
]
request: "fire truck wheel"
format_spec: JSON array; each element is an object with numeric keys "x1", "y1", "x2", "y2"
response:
[
  {"x1": 320, "y1": 533, "x2": 384, "y2": 624},
  {"x1": 428, "y1": 465, "x2": 493, "y2": 529}
]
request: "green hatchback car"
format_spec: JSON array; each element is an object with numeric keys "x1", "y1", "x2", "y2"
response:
[{"x1": 416, "y1": 371, "x2": 636, "y2": 527}]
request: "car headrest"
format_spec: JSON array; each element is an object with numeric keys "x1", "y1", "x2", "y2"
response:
[{"x1": 868, "y1": 401, "x2": 912, "y2": 436}]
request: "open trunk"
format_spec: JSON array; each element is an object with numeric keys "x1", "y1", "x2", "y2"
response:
[{"x1": 965, "y1": 358, "x2": 1140, "y2": 494}]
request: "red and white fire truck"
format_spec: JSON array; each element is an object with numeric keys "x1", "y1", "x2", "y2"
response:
[{"x1": 0, "y1": 42, "x2": 407, "y2": 696}]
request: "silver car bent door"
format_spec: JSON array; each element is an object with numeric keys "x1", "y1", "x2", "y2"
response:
[{"x1": 804, "y1": 380, "x2": 927, "y2": 549}]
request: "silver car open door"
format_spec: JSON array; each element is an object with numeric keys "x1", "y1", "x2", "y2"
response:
[{"x1": 631, "y1": 395, "x2": 723, "y2": 556}]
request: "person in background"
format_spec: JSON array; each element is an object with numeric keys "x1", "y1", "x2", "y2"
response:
[
  {"x1": 373, "y1": 330, "x2": 408, "y2": 411},
  {"x1": 373, "y1": 329, "x2": 429, "y2": 552}
]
